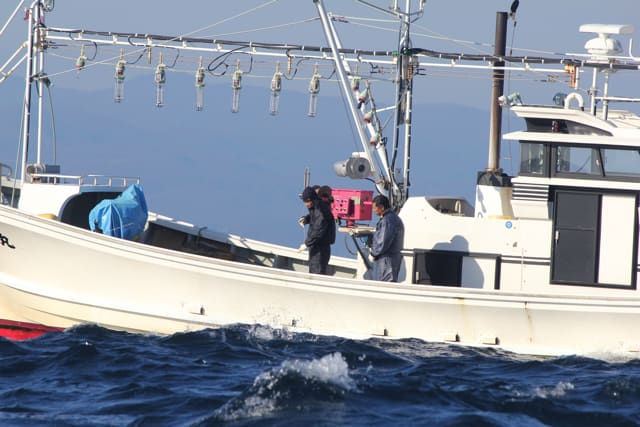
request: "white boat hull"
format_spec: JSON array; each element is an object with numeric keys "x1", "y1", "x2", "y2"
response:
[{"x1": 1, "y1": 205, "x2": 639, "y2": 356}]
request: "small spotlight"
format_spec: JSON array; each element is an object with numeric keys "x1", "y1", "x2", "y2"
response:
[
  {"x1": 553, "y1": 92, "x2": 567, "y2": 106},
  {"x1": 498, "y1": 92, "x2": 522, "y2": 107}
]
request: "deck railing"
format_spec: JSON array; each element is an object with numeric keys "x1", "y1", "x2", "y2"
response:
[{"x1": 29, "y1": 173, "x2": 140, "y2": 188}]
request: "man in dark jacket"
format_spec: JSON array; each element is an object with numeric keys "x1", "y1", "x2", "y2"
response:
[
  {"x1": 370, "y1": 194, "x2": 404, "y2": 282},
  {"x1": 299, "y1": 186, "x2": 335, "y2": 274}
]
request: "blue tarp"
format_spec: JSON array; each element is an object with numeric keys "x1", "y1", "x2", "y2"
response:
[{"x1": 89, "y1": 184, "x2": 148, "y2": 240}]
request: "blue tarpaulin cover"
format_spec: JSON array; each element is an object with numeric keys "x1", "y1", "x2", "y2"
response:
[{"x1": 89, "y1": 184, "x2": 148, "y2": 240}]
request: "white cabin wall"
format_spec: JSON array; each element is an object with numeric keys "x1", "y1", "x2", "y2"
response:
[
  {"x1": 598, "y1": 194, "x2": 635, "y2": 286},
  {"x1": 400, "y1": 197, "x2": 551, "y2": 290},
  {"x1": 18, "y1": 183, "x2": 81, "y2": 217},
  {"x1": 497, "y1": 218, "x2": 552, "y2": 292},
  {"x1": 461, "y1": 256, "x2": 494, "y2": 289},
  {"x1": 401, "y1": 196, "x2": 640, "y2": 296},
  {"x1": 511, "y1": 200, "x2": 551, "y2": 219},
  {"x1": 474, "y1": 185, "x2": 514, "y2": 219}
]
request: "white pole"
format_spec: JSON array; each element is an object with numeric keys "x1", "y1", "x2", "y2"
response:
[
  {"x1": 20, "y1": 3, "x2": 36, "y2": 183},
  {"x1": 0, "y1": 45, "x2": 27, "y2": 83},
  {"x1": 602, "y1": 71, "x2": 610, "y2": 120},
  {"x1": 36, "y1": 3, "x2": 44, "y2": 166},
  {"x1": 314, "y1": 1, "x2": 367, "y2": 146},
  {"x1": 590, "y1": 68, "x2": 598, "y2": 116},
  {"x1": 313, "y1": 0, "x2": 388, "y2": 190},
  {"x1": 401, "y1": 0, "x2": 412, "y2": 205},
  {"x1": 0, "y1": 0, "x2": 26, "y2": 38}
]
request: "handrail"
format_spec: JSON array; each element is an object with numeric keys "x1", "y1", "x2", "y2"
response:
[
  {"x1": 28, "y1": 173, "x2": 140, "y2": 187},
  {"x1": 0, "y1": 163, "x2": 13, "y2": 178}
]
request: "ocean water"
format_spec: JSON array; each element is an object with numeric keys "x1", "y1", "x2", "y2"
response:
[{"x1": 0, "y1": 324, "x2": 639, "y2": 427}]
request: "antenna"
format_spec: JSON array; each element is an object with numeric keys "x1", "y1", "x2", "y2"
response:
[{"x1": 580, "y1": 24, "x2": 635, "y2": 118}]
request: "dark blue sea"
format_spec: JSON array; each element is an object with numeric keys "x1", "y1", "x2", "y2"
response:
[{"x1": 1, "y1": 324, "x2": 639, "y2": 427}]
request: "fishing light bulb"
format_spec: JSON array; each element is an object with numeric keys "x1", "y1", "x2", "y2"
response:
[
  {"x1": 195, "y1": 58, "x2": 205, "y2": 111},
  {"x1": 231, "y1": 61, "x2": 242, "y2": 113},
  {"x1": 357, "y1": 87, "x2": 369, "y2": 109},
  {"x1": 114, "y1": 52, "x2": 125, "y2": 103},
  {"x1": 270, "y1": 63, "x2": 282, "y2": 116},
  {"x1": 75, "y1": 46, "x2": 86, "y2": 73},
  {"x1": 370, "y1": 132, "x2": 380, "y2": 146},
  {"x1": 308, "y1": 64, "x2": 320, "y2": 118},
  {"x1": 155, "y1": 58, "x2": 166, "y2": 108},
  {"x1": 351, "y1": 75, "x2": 361, "y2": 92}
]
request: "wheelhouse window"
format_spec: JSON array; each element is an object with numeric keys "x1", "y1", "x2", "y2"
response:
[
  {"x1": 554, "y1": 146, "x2": 602, "y2": 176},
  {"x1": 519, "y1": 142, "x2": 546, "y2": 175},
  {"x1": 524, "y1": 117, "x2": 612, "y2": 136},
  {"x1": 518, "y1": 140, "x2": 640, "y2": 181},
  {"x1": 602, "y1": 148, "x2": 640, "y2": 178}
]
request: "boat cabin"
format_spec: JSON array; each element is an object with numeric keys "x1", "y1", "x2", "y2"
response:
[
  {"x1": 399, "y1": 101, "x2": 640, "y2": 292},
  {"x1": 507, "y1": 103, "x2": 640, "y2": 288}
]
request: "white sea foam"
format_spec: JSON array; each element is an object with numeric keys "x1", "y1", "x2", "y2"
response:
[
  {"x1": 249, "y1": 352, "x2": 355, "y2": 396},
  {"x1": 213, "y1": 352, "x2": 355, "y2": 422},
  {"x1": 248, "y1": 324, "x2": 294, "y2": 341},
  {"x1": 533, "y1": 381, "x2": 574, "y2": 398},
  {"x1": 277, "y1": 352, "x2": 355, "y2": 390}
]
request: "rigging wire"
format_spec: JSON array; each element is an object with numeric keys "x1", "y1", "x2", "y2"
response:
[
  {"x1": 45, "y1": 83, "x2": 57, "y2": 164},
  {"x1": 187, "y1": 0, "x2": 281, "y2": 38},
  {"x1": 388, "y1": 9, "x2": 408, "y2": 190},
  {"x1": 339, "y1": 15, "x2": 495, "y2": 55},
  {"x1": 12, "y1": 87, "x2": 27, "y2": 204},
  {"x1": 0, "y1": 0, "x2": 25, "y2": 38},
  {"x1": 30, "y1": 72, "x2": 57, "y2": 165},
  {"x1": 42, "y1": 0, "x2": 282, "y2": 80},
  {"x1": 341, "y1": 12, "x2": 572, "y2": 60},
  {"x1": 337, "y1": 72, "x2": 364, "y2": 160},
  {"x1": 198, "y1": 17, "x2": 319, "y2": 39},
  {"x1": 336, "y1": 15, "x2": 397, "y2": 24}
]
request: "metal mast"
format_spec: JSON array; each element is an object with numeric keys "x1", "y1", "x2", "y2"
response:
[
  {"x1": 313, "y1": 0, "x2": 423, "y2": 210},
  {"x1": 20, "y1": 2, "x2": 37, "y2": 183},
  {"x1": 391, "y1": 0, "x2": 416, "y2": 209}
]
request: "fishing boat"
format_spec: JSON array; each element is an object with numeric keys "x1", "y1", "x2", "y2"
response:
[{"x1": 1, "y1": 0, "x2": 640, "y2": 356}]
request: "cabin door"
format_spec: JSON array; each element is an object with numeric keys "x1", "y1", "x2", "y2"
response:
[
  {"x1": 551, "y1": 190, "x2": 637, "y2": 286},
  {"x1": 551, "y1": 191, "x2": 599, "y2": 284}
]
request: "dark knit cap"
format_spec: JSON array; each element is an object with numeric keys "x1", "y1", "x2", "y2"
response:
[{"x1": 301, "y1": 186, "x2": 318, "y2": 202}]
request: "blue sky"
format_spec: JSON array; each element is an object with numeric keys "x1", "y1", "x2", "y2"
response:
[{"x1": 0, "y1": 0, "x2": 639, "y2": 256}]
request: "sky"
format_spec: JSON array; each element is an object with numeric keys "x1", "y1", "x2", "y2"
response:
[{"x1": 0, "y1": 0, "x2": 639, "y2": 256}]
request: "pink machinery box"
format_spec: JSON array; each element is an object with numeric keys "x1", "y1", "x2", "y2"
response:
[{"x1": 331, "y1": 189, "x2": 374, "y2": 226}]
